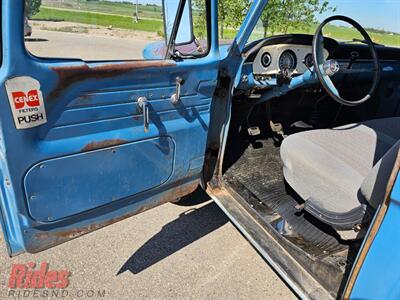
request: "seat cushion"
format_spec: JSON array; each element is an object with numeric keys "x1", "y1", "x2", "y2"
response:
[{"x1": 280, "y1": 117, "x2": 400, "y2": 215}]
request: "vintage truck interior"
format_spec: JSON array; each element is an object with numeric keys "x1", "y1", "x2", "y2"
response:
[
  {"x1": 2, "y1": 1, "x2": 399, "y2": 299},
  {"x1": 209, "y1": 15, "x2": 400, "y2": 298}
]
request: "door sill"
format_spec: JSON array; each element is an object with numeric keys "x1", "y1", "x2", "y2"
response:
[{"x1": 207, "y1": 183, "x2": 334, "y2": 300}]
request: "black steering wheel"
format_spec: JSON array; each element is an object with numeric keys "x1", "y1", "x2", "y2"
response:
[{"x1": 312, "y1": 15, "x2": 381, "y2": 106}]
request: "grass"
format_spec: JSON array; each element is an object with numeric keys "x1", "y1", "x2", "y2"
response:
[
  {"x1": 249, "y1": 23, "x2": 400, "y2": 47},
  {"x1": 42, "y1": 0, "x2": 163, "y2": 19},
  {"x1": 34, "y1": 4, "x2": 400, "y2": 47},
  {"x1": 33, "y1": 7, "x2": 164, "y2": 33},
  {"x1": 298, "y1": 24, "x2": 400, "y2": 46}
]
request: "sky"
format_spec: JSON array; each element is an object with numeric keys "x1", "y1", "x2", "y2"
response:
[
  {"x1": 112, "y1": 0, "x2": 400, "y2": 33},
  {"x1": 321, "y1": 0, "x2": 400, "y2": 33}
]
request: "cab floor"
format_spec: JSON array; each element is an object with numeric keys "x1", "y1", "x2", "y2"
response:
[{"x1": 223, "y1": 136, "x2": 352, "y2": 258}]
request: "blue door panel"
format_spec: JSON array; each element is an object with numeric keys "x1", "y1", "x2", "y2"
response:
[
  {"x1": 25, "y1": 137, "x2": 175, "y2": 223},
  {"x1": 53, "y1": 95, "x2": 212, "y2": 128},
  {"x1": 66, "y1": 86, "x2": 177, "y2": 108},
  {"x1": 350, "y1": 171, "x2": 400, "y2": 299},
  {"x1": 44, "y1": 103, "x2": 211, "y2": 140},
  {"x1": 0, "y1": 0, "x2": 221, "y2": 255}
]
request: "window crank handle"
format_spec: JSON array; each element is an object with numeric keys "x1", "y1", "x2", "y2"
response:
[{"x1": 137, "y1": 97, "x2": 150, "y2": 133}]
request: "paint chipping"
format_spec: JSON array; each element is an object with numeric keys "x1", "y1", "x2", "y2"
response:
[
  {"x1": 49, "y1": 60, "x2": 176, "y2": 101},
  {"x1": 30, "y1": 181, "x2": 199, "y2": 252},
  {"x1": 81, "y1": 139, "x2": 128, "y2": 152}
]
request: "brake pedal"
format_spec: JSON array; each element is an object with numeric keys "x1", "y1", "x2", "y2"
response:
[{"x1": 248, "y1": 126, "x2": 261, "y2": 136}]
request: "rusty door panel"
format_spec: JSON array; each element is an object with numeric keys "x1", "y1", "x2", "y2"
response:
[{"x1": 0, "y1": 0, "x2": 220, "y2": 255}]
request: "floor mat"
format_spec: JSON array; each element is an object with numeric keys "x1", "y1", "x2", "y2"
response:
[{"x1": 223, "y1": 138, "x2": 348, "y2": 257}]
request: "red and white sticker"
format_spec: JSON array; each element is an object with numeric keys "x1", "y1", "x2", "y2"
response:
[{"x1": 5, "y1": 76, "x2": 47, "y2": 129}]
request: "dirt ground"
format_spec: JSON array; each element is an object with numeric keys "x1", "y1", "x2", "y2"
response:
[{"x1": 25, "y1": 21, "x2": 161, "y2": 60}]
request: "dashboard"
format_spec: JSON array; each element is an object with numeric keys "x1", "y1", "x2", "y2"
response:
[
  {"x1": 252, "y1": 44, "x2": 329, "y2": 75},
  {"x1": 237, "y1": 34, "x2": 400, "y2": 94}
]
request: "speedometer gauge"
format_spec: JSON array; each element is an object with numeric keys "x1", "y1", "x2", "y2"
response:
[{"x1": 279, "y1": 50, "x2": 297, "y2": 73}]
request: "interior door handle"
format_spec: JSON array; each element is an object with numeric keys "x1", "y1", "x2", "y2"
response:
[
  {"x1": 137, "y1": 97, "x2": 149, "y2": 133},
  {"x1": 171, "y1": 77, "x2": 185, "y2": 104}
]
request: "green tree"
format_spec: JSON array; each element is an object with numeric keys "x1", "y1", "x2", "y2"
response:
[
  {"x1": 218, "y1": 0, "x2": 250, "y2": 39},
  {"x1": 194, "y1": 0, "x2": 335, "y2": 40},
  {"x1": 193, "y1": 0, "x2": 250, "y2": 39},
  {"x1": 193, "y1": 0, "x2": 208, "y2": 40},
  {"x1": 25, "y1": 0, "x2": 42, "y2": 18},
  {"x1": 261, "y1": 0, "x2": 336, "y2": 37}
]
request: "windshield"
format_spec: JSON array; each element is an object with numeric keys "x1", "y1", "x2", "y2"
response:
[{"x1": 249, "y1": 0, "x2": 400, "y2": 47}]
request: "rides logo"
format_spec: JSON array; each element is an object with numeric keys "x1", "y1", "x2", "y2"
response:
[{"x1": 8, "y1": 262, "x2": 70, "y2": 289}]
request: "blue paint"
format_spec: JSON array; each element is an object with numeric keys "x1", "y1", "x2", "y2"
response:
[
  {"x1": 230, "y1": 0, "x2": 269, "y2": 88},
  {"x1": 235, "y1": 0, "x2": 269, "y2": 53},
  {"x1": 236, "y1": 64, "x2": 319, "y2": 104},
  {"x1": 24, "y1": 137, "x2": 175, "y2": 222},
  {"x1": 0, "y1": 0, "x2": 221, "y2": 255},
  {"x1": 350, "y1": 174, "x2": 400, "y2": 300}
]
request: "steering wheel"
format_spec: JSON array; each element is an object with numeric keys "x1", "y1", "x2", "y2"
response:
[{"x1": 312, "y1": 15, "x2": 381, "y2": 106}]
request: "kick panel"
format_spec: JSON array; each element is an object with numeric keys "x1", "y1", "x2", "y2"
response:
[{"x1": 24, "y1": 137, "x2": 175, "y2": 222}]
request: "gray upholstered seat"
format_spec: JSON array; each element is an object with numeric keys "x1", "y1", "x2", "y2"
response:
[{"x1": 280, "y1": 117, "x2": 400, "y2": 236}]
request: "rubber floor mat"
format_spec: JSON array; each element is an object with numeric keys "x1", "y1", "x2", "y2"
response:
[{"x1": 223, "y1": 138, "x2": 348, "y2": 257}]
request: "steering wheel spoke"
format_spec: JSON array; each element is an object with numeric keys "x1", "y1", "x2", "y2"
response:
[
  {"x1": 316, "y1": 34, "x2": 325, "y2": 63},
  {"x1": 323, "y1": 75, "x2": 340, "y2": 97}
]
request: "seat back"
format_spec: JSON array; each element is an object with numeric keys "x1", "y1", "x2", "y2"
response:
[{"x1": 361, "y1": 139, "x2": 400, "y2": 209}]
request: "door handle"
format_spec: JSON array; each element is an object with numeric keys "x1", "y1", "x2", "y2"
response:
[
  {"x1": 171, "y1": 77, "x2": 185, "y2": 104},
  {"x1": 137, "y1": 97, "x2": 149, "y2": 133}
]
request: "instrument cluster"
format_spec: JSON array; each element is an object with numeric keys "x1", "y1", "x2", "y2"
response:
[{"x1": 253, "y1": 44, "x2": 329, "y2": 76}]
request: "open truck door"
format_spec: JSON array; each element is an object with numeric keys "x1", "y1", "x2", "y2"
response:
[{"x1": 0, "y1": 0, "x2": 220, "y2": 256}]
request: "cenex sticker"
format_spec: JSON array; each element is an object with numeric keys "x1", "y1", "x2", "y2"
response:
[{"x1": 5, "y1": 76, "x2": 47, "y2": 129}]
